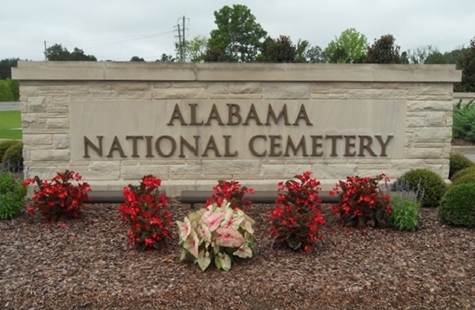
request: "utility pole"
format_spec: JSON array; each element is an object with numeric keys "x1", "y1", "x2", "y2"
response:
[
  {"x1": 182, "y1": 16, "x2": 186, "y2": 62},
  {"x1": 174, "y1": 16, "x2": 189, "y2": 62},
  {"x1": 44, "y1": 41, "x2": 47, "y2": 61},
  {"x1": 176, "y1": 24, "x2": 182, "y2": 62}
]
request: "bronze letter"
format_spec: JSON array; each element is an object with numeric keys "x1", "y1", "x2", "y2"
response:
[
  {"x1": 145, "y1": 136, "x2": 154, "y2": 158},
  {"x1": 189, "y1": 104, "x2": 204, "y2": 125},
  {"x1": 265, "y1": 104, "x2": 290, "y2": 125},
  {"x1": 223, "y1": 135, "x2": 238, "y2": 157},
  {"x1": 167, "y1": 104, "x2": 187, "y2": 126},
  {"x1": 344, "y1": 135, "x2": 357, "y2": 157},
  {"x1": 227, "y1": 104, "x2": 242, "y2": 125},
  {"x1": 311, "y1": 135, "x2": 323, "y2": 156},
  {"x1": 325, "y1": 135, "x2": 343, "y2": 157},
  {"x1": 284, "y1": 136, "x2": 308, "y2": 157},
  {"x1": 126, "y1": 136, "x2": 144, "y2": 158},
  {"x1": 107, "y1": 136, "x2": 127, "y2": 158},
  {"x1": 205, "y1": 104, "x2": 224, "y2": 125},
  {"x1": 269, "y1": 135, "x2": 282, "y2": 157},
  {"x1": 155, "y1": 136, "x2": 176, "y2": 157},
  {"x1": 243, "y1": 104, "x2": 263, "y2": 125},
  {"x1": 84, "y1": 136, "x2": 103, "y2": 158},
  {"x1": 375, "y1": 135, "x2": 393, "y2": 157},
  {"x1": 293, "y1": 104, "x2": 313, "y2": 126},
  {"x1": 358, "y1": 135, "x2": 377, "y2": 157},
  {"x1": 249, "y1": 135, "x2": 267, "y2": 157},
  {"x1": 201, "y1": 135, "x2": 222, "y2": 157},
  {"x1": 179, "y1": 136, "x2": 199, "y2": 158}
]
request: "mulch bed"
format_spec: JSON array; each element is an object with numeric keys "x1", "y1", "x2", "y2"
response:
[{"x1": 1, "y1": 200, "x2": 474, "y2": 310}]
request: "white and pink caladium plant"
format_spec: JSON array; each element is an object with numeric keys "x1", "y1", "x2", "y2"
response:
[{"x1": 176, "y1": 200, "x2": 257, "y2": 271}]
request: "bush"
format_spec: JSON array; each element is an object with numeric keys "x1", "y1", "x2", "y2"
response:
[
  {"x1": 2, "y1": 141, "x2": 23, "y2": 172},
  {"x1": 0, "y1": 171, "x2": 26, "y2": 220},
  {"x1": 269, "y1": 171, "x2": 325, "y2": 251},
  {"x1": 206, "y1": 180, "x2": 254, "y2": 211},
  {"x1": 118, "y1": 175, "x2": 173, "y2": 250},
  {"x1": 177, "y1": 200, "x2": 257, "y2": 271},
  {"x1": 0, "y1": 140, "x2": 19, "y2": 163},
  {"x1": 451, "y1": 171, "x2": 475, "y2": 186},
  {"x1": 330, "y1": 174, "x2": 391, "y2": 228},
  {"x1": 449, "y1": 152, "x2": 474, "y2": 179},
  {"x1": 23, "y1": 170, "x2": 91, "y2": 222},
  {"x1": 388, "y1": 196, "x2": 420, "y2": 231},
  {"x1": 399, "y1": 169, "x2": 447, "y2": 208},
  {"x1": 451, "y1": 166, "x2": 475, "y2": 183},
  {"x1": 452, "y1": 99, "x2": 475, "y2": 142},
  {"x1": 439, "y1": 183, "x2": 475, "y2": 227}
]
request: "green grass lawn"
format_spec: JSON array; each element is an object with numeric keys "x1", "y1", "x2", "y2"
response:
[{"x1": 0, "y1": 110, "x2": 22, "y2": 140}]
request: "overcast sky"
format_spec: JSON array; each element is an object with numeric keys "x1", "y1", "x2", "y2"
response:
[{"x1": 2, "y1": 0, "x2": 474, "y2": 62}]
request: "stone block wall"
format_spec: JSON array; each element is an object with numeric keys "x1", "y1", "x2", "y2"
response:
[{"x1": 13, "y1": 62, "x2": 461, "y2": 195}]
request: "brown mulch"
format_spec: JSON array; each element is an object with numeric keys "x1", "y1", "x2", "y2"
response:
[
  {"x1": 452, "y1": 138, "x2": 475, "y2": 146},
  {"x1": 1, "y1": 200, "x2": 474, "y2": 310}
]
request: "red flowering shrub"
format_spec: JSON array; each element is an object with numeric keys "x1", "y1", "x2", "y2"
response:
[
  {"x1": 268, "y1": 171, "x2": 325, "y2": 251},
  {"x1": 23, "y1": 170, "x2": 91, "y2": 222},
  {"x1": 118, "y1": 175, "x2": 173, "y2": 250},
  {"x1": 330, "y1": 174, "x2": 391, "y2": 228},
  {"x1": 206, "y1": 180, "x2": 254, "y2": 210}
]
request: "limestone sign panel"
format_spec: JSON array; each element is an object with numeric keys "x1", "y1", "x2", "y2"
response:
[{"x1": 70, "y1": 99, "x2": 405, "y2": 160}]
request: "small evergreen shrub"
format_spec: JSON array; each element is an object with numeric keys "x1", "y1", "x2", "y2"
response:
[
  {"x1": 439, "y1": 183, "x2": 475, "y2": 227},
  {"x1": 2, "y1": 141, "x2": 23, "y2": 172},
  {"x1": 452, "y1": 99, "x2": 475, "y2": 142},
  {"x1": 451, "y1": 166, "x2": 475, "y2": 183},
  {"x1": 451, "y1": 171, "x2": 475, "y2": 186},
  {"x1": 0, "y1": 171, "x2": 26, "y2": 220},
  {"x1": 449, "y1": 152, "x2": 474, "y2": 179},
  {"x1": 399, "y1": 169, "x2": 446, "y2": 208},
  {"x1": 0, "y1": 140, "x2": 19, "y2": 163}
]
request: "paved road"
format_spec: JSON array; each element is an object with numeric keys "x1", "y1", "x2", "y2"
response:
[{"x1": 0, "y1": 102, "x2": 20, "y2": 111}]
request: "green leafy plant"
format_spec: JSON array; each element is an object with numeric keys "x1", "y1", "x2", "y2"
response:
[
  {"x1": 0, "y1": 171, "x2": 26, "y2": 220},
  {"x1": 449, "y1": 152, "x2": 474, "y2": 179},
  {"x1": 0, "y1": 140, "x2": 19, "y2": 161},
  {"x1": 452, "y1": 99, "x2": 475, "y2": 142},
  {"x1": 268, "y1": 171, "x2": 325, "y2": 251},
  {"x1": 331, "y1": 174, "x2": 391, "y2": 228},
  {"x1": 23, "y1": 170, "x2": 91, "y2": 222},
  {"x1": 118, "y1": 175, "x2": 173, "y2": 250},
  {"x1": 385, "y1": 177, "x2": 422, "y2": 231},
  {"x1": 439, "y1": 183, "x2": 475, "y2": 227},
  {"x1": 206, "y1": 179, "x2": 254, "y2": 211},
  {"x1": 399, "y1": 169, "x2": 446, "y2": 208},
  {"x1": 2, "y1": 141, "x2": 23, "y2": 172},
  {"x1": 177, "y1": 200, "x2": 257, "y2": 271}
]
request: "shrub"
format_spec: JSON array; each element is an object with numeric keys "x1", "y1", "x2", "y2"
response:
[
  {"x1": 118, "y1": 175, "x2": 173, "y2": 250},
  {"x1": 439, "y1": 183, "x2": 475, "y2": 227},
  {"x1": 452, "y1": 99, "x2": 475, "y2": 141},
  {"x1": 451, "y1": 171, "x2": 475, "y2": 186},
  {"x1": 0, "y1": 171, "x2": 26, "y2": 220},
  {"x1": 386, "y1": 177, "x2": 422, "y2": 231},
  {"x1": 449, "y1": 152, "x2": 474, "y2": 179},
  {"x1": 23, "y1": 170, "x2": 91, "y2": 222},
  {"x1": 269, "y1": 171, "x2": 325, "y2": 251},
  {"x1": 177, "y1": 200, "x2": 257, "y2": 271},
  {"x1": 331, "y1": 174, "x2": 391, "y2": 228},
  {"x1": 206, "y1": 179, "x2": 254, "y2": 211},
  {"x1": 451, "y1": 166, "x2": 475, "y2": 183},
  {"x1": 2, "y1": 141, "x2": 23, "y2": 172},
  {"x1": 0, "y1": 140, "x2": 19, "y2": 162},
  {"x1": 399, "y1": 169, "x2": 446, "y2": 208}
]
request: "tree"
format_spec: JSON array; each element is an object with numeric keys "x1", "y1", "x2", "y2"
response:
[
  {"x1": 455, "y1": 37, "x2": 475, "y2": 92},
  {"x1": 407, "y1": 45, "x2": 438, "y2": 64},
  {"x1": 306, "y1": 45, "x2": 324, "y2": 63},
  {"x1": 0, "y1": 79, "x2": 14, "y2": 102},
  {"x1": 364, "y1": 34, "x2": 403, "y2": 64},
  {"x1": 45, "y1": 44, "x2": 96, "y2": 61},
  {"x1": 203, "y1": 47, "x2": 228, "y2": 62},
  {"x1": 208, "y1": 4, "x2": 267, "y2": 62},
  {"x1": 175, "y1": 35, "x2": 208, "y2": 62},
  {"x1": 156, "y1": 54, "x2": 175, "y2": 63},
  {"x1": 324, "y1": 28, "x2": 368, "y2": 63},
  {"x1": 0, "y1": 58, "x2": 19, "y2": 80},
  {"x1": 425, "y1": 48, "x2": 466, "y2": 64},
  {"x1": 130, "y1": 56, "x2": 145, "y2": 61},
  {"x1": 262, "y1": 35, "x2": 297, "y2": 63}
]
